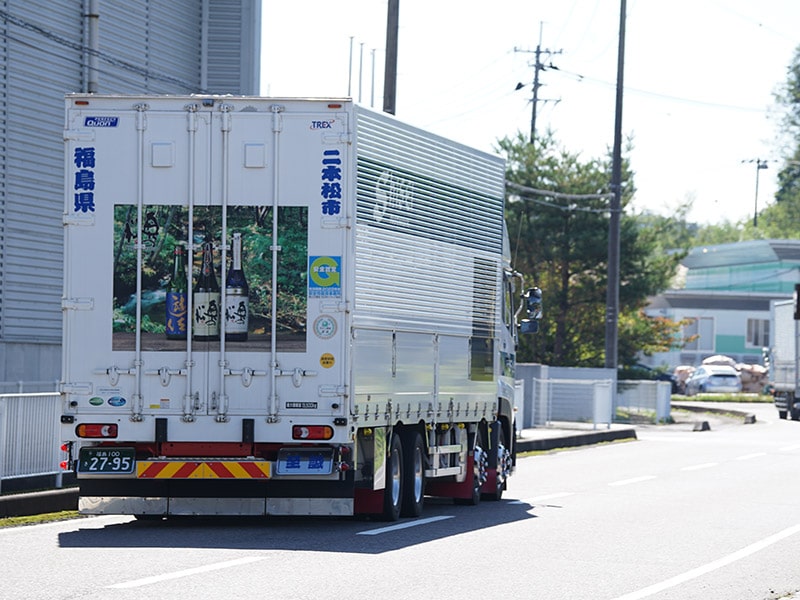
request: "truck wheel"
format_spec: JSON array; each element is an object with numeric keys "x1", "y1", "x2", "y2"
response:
[
  {"x1": 482, "y1": 420, "x2": 510, "y2": 501},
  {"x1": 382, "y1": 433, "x2": 403, "y2": 521},
  {"x1": 400, "y1": 430, "x2": 425, "y2": 517},
  {"x1": 455, "y1": 423, "x2": 487, "y2": 506}
]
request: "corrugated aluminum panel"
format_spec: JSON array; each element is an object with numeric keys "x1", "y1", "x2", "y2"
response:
[
  {"x1": 100, "y1": 1, "x2": 201, "y2": 94},
  {"x1": 3, "y1": 1, "x2": 83, "y2": 340},
  {"x1": 206, "y1": 0, "x2": 260, "y2": 94},
  {"x1": 353, "y1": 106, "x2": 505, "y2": 334},
  {"x1": 149, "y1": 1, "x2": 202, "y2": 90},
  {"x1": 0, "y1": 1, "x2": 260, "y2": 368}
]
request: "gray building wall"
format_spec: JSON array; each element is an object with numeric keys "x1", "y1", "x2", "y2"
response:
[{"x1": 0, "y1": 0, "x2": 262, "y2": 387}]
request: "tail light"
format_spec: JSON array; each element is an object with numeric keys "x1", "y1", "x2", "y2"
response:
[
  {"x1": 75, "y1": 423, "x2": 118, "y2": 438},
  {"x1": 292, "y1": 425, "x2": 333, "y2": 440}
]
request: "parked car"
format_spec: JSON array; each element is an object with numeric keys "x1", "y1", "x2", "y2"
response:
[{"x1": 684, "y1": 365, "x2": 742, "y2": 396}]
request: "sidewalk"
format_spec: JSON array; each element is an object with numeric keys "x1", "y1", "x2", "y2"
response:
[{"x1": 516, "y1": 422, "x2": 637, "y2": 453}]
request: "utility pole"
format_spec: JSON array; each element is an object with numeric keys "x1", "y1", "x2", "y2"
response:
[
  {"x1": 383, "y1": 0, "x2": 399, "y2": 115},
  {"x1": 742, "y1": 158, "x2": 770, "y2": 227},
  {"x1": 515, "y1": 23, "x2": 562, "y2": 145},
  {"x1": 605, "y1": 0, "x2": 626, "y2": 371}
]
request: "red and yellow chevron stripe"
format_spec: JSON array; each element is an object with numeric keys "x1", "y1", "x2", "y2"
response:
[{"x1": 137, "y1": 460, "x2": 271, "y2": 479}]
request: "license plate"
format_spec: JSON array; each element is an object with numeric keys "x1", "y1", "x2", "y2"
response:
[
  {"x1": 276, "y1": 448, "x2": 334, "y2": 475},
  {"x1": 78, "y1": 447, "x2": 136, "y2": 474}
]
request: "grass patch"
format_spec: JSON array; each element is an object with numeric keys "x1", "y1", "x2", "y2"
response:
[
  {"x1": 0, "y1": 510, "x2": 82, "y2": 528},
  {"x1": 615, "y1": 408, "x2": 675, "y2": 425}
]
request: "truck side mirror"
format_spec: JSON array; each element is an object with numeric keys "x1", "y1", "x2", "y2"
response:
[
  {"x1": 519, "y1": 287, "x2": 542, "y2": 334},
  {"x1": 523, "y1": 287, "x2": 542, "y2": 319}
]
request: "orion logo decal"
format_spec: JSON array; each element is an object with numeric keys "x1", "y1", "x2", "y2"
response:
[{"x1": 373, "y1": 170, "x2": 414, "y2": 225}]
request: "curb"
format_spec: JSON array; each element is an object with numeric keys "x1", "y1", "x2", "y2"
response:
[
  {"x1": 516, "y1": 427, "x2": 637, "y2": 453},
  {"x1": 0, "y1": 487, "x2": 78, "y2": 519},
  {"x1": 671, "y1": 402, "x2": 757, "y2": 424}
]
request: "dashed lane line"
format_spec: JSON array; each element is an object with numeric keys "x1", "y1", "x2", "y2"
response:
[
  {"x1": 610, "y1": 523, "x2": 800, "y2": 600},
  {"x1": 735, "y1": 452, "x2": 767, "y2": 461},
  {"x1": 608, "y1": 475, "x2": 657, "y2": 487},
  {"x1": 357, "y1": 515, "x2": 454, "y2": 536},
  {"x1": 107, "y1": 557, "x2": 266, "y2": 589},
  {"x1": 681, "y1": 462, "x2": 719, "y2": 471},
  {"x1": 510, "y1": 492, "x2": 576, "y2": 505}
]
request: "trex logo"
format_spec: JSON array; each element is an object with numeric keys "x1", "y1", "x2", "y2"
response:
[{"x1": 310, "y1": 120, "x2": 335, "y2": 130}]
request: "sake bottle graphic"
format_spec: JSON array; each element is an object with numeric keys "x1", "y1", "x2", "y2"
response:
[
  {"x1": 165, "y1": 245, "x2": 188, "y2": 340},
  {"x1": 225, "y1": 232, "x2": 249, "y2": 341},
  {"x1": 193, "y1": 233, "x2": 221, "y2": 341}
]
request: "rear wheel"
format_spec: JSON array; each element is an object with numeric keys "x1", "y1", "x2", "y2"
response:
[
  {"x1": 400, "y1": 430, "x2": 425, "y2": 517},
  {"x1": 382, "y1": 432, "x2": 403, "y2": 521},
  {"x1": 482, "y1": 420, "x2": 511, "y2": 501},
  {"x1": 455, "y1": 423, "x2": 487, "y2": 506}
]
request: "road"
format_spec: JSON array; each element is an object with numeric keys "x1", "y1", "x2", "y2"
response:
[{"x1": 2, "y1": 402, "x2": 799, "y2": 600}]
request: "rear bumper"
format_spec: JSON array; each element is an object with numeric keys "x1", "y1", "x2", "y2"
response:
[
  {"x1": 77, "y1": 475, "x2": 356, "y2": 516},
  {"x1": 79, "y1": 495, "x2": 354, "y2": 516}
]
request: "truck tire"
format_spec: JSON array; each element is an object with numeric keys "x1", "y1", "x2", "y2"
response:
[
  {"x1": 400, "y1": 429, "x2": 425, "y2": 517},
  {"x1": 382, "y1": 433, "x2": 403, "y2": 521},
  {"x1": 779, "y1": 410, "x2": 788, "y2": 420},
  {"x1": 482, "y1": 419, "x2": 510, "y2": 501},
  {"x1": 455, "y1": 423, "x2": 487, "y2": 506}
]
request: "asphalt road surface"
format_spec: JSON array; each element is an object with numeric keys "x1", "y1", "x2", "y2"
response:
[{"x1": 2, "y1": 402, "x2": 799, "y2": 600}]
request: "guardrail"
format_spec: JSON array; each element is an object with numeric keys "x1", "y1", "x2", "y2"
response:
[{"x1": 0, "y1": 392, "x2": 63, "y2": 493}]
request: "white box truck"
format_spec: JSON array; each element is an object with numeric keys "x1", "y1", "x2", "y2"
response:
[
  {"x1": 768, "y1": 298, "x2": 800, "y2": 419},
  {"x1": 60, "y1": 94, "x2": 541, "y2": 520}
]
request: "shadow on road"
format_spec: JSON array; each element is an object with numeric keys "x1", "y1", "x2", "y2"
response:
[{"x1": 57, "y1": 497, "x2": 537, "y2": 553}]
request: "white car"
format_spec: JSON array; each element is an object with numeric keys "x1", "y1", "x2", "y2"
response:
[{"x1": 684, "y1": 365, "x2": 742, "y2": 396}]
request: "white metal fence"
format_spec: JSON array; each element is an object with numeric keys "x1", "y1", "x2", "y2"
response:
[
  {"x1": 616, "y1": 380, "x2": 672, "y2": 423},
  {"x1": 530, "y1": 378, "x2": 614, "y2": 429},
  {"x1": 0, "y1": 392, "x2": 63, "y2": 492}
]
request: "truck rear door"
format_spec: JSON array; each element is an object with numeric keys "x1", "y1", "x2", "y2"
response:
[{"x1": 63, "y1": 97, "x2": 350, "y2": 435}]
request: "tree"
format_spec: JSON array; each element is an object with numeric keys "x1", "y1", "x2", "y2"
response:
[
  {"x1": 752, "y1": 44, "x2": 800, "y2": 238},
  {"x1": 500, "y1": 131, "x2": 684, "y2": 366}
]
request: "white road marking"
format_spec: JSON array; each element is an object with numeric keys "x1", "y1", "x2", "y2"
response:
[
  {"x1": 510, "y1": 492, "x2": 575, "y2": 505},
  {"x1": 608, "y1": 475, "x2": 657, "y2": 487},
  {"x1": 780, "y1": 443, "x2": 800, "y2": 452},
  {"x1": 107, "y1": 556, "x2": 265, "y2": 589},
  {"x1": 681, "y1": 462, "x2": 719, "y2": 471},
  {"x1": 735, "y1": 452, "x2": 767, "y2": 461},
  {"x1": 610, "y1": 523, "x2": 800, "y2": 600},
  {"x1": 357, "y1": 515, "x2": 453, "y2": 535}
]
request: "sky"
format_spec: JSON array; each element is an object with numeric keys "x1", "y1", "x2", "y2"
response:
[{"x1": 261, "y1": 0, "x2": 800, "y2": 225}]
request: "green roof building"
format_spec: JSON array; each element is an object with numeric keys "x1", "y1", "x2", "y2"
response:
[{"x1": 643, "y1": 240, "x2": 800, "y2": 369}]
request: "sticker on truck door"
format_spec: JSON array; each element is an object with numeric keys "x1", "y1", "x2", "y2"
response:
[
  {"x1": 112, "y1": 205, "x2": 309, "y2": 352},
  {"x1": 308, "y1": 256, "x2": 341, "y2": 298}
]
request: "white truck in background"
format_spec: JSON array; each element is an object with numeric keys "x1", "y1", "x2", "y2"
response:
[
  {"x1": 60, "y1": 94, "x2": 541, "y2": 520},
  {"x1": 768, "y1": 298, "x2": 800, "y2": 420}
]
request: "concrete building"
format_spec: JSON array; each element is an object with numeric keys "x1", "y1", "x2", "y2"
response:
[
  {"x1": 642, "y1": 239, "x2": 800, "y2": 369},
  {"x1": 0, "y1": 1, "x2": 261, "y2": 390}
]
